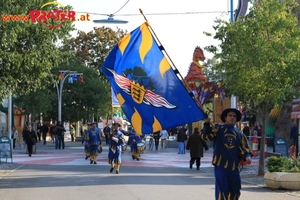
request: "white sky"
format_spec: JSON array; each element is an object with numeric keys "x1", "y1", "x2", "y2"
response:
[{"x1": 58, "y1": 0, "x2": 238, "y2": 76}]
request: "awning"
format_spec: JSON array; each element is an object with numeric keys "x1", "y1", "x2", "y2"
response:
[{"x1": 291, "y1": 111, "x2": 300, "y2": 119}]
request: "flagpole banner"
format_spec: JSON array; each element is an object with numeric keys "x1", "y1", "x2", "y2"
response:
[
  {"x1": 111, "y1": 87, "x2": 120, "y2": 107},
  {"x1": 101, "y1": 22, "x2": 208, "y2": 135}
]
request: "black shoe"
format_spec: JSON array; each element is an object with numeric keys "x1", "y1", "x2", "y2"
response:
[
  {"x1": 189, "y1": 164, "x2": 192, "y2": 169},
  {"x1": 85, "y1": 156, "x2": 88, "y2": 160},
  {"x1": 197, "y1": 167, "x2": 200, "y2": 170},
  {"x1": 90, "y1": 160, "x2": 93, "y2": 164},
  {"x1": 132, "y1": 155, "x2": 135, "y2": 160},
  {"x1": 110, "y1": 167, "x2": 114, "y2": 173},
  {"x1": 29, "y1": 154, "x2": 31, "y2": 157},
  {"x1": 136, "y1": 158, "x2": 139, "y2": 161},
  {"x1": 116, "y1": 170, "x2": 119, "y2": 174},
  {"x1": 94, "y1": 161, "x2": 97, "y2": 164}
]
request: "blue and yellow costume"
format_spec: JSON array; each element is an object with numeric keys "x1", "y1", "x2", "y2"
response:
[
  {"x1": 82, "y1": 124, "x2": 91, "y2": 160},
  {"x1": 201, "y1": 122, "x2": 251, "y2": 200},
  {"x1": 86, "y1": 122, "x2": 102, "y2": 164},
  {"x1": 128, "y1": 128, "x2": 142, "y2": 160},
  {"x1": 108, "y1": 123, "x2": 124, "y2": 174}
]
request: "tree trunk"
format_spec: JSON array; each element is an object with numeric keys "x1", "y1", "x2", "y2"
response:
[{"x1": 275, "y1": 101, "x2": 293, "y2": 145}]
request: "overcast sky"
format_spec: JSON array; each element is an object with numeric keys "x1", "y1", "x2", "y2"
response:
[{"x1": 59, "y1": 0, "x2": 240, "y2": 76}]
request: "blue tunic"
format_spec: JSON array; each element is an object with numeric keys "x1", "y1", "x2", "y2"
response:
[
  {"x1": 201, "y1": 122, "x2": 252, "y2": 200},
  {"x1": 87, "y1": 128, "x2": 101, "y2": 156},
  {"x1": 108, "y1": 130, "x2": 124, "y2": 164}
]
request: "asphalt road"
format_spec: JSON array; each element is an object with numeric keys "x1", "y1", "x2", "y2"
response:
[{"x1": 0, "y1": 140, "x2": 299, "y2": 200}]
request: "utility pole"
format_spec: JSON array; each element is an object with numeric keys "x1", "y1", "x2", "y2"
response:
[{"x1": 56, "y1": 70, "x2": 83, "y2": 123}]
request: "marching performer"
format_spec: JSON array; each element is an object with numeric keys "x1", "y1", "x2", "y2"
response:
[
  {"x1": 108, "y1": 122, "x2": 125, "y2": 174},
  {"x1": 82, "y1": 123, "x2": 91, "y2": 160},
  {"x1": 128, "y1": 127, "x2": 142, "y2": 161},
  {"x1": 87, "y1": 122, "x2": 102, "y2": 164}
]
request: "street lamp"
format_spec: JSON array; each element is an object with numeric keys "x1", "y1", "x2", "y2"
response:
[{"x1": 56, "y1": 70, "x2": 83, "y2": 123}]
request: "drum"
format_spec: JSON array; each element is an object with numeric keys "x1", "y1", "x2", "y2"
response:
[{"x1": 137, "y1": 141, "x2": 146, "y2": 154}]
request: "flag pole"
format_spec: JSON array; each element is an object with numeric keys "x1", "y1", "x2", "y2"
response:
[{"x1": 139, "y1": 9, "x2": 205, "y2": 110}]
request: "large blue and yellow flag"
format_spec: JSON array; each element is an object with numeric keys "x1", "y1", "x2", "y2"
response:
[{"x1": 101, "y1": 22, "x2": 208, "y2": 135}]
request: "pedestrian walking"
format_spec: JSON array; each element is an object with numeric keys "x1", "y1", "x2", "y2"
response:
[
  {"x1": 186, "y1": 127, "x2": 208, "y2": 170},
  {"x1": 201, "y1": 108, "x2": 252, "y2": 200},
  {"x1": 23, "y1": 125, "x2": 37, "y2": 156}
]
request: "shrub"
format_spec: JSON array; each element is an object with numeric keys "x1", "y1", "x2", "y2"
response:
[{"x1": 266, "y1": 156, "x2": 300, "y2": 172}]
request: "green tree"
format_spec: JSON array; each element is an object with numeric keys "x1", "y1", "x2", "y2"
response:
[
  {"x1": 205, "y1": 0, "x2": 300, "y2": 176},
  {"x1": 0, "y1": 0, "x2": 74, "y2": 99},
  {"x1": 61, "y1": 26, "x2": 127, "y2": 120},
  {"x1": 62, "y1": 26, "x2": 126, "y2": 75},
  {"x1": 58, "y1": 55, "x2": 111, "y2": 122},
  {"x1": 14, "y1": 54, "x2": 111, "y2": 123}
]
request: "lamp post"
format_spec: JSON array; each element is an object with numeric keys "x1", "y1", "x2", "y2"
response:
[{"x1": 56, "y1": 70, "x2": 83, "y2": 123}]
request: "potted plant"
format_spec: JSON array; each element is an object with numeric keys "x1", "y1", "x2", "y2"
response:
[{"x1": 264, "y1": 156, "x2": 300, "y2": 190}]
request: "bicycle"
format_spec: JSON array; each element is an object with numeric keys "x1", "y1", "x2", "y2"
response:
[{"x1": 148, "y1": 134, "x2": 154, "y2": 150}]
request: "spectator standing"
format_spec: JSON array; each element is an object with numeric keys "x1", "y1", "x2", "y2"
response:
[
  {"x1": 160, "y1": 129, "x2": 168, "y2": 149},
  {"x1": 36, "y1": 122, "x2": 41, "y2": 142},
  {"x1": 290, "y1": 124, "x2": 297, "y2": 146},
  {"x1": 56, "y1": 122, "x2": 66, "y2": 149},
  {"x1": 177, "y1": 125, "x2": 187, "y2": 154},
  {"x1": 70, "y1": 124, "x2": 75, "y2": 142},
  {"x1": 254, "y1": 122, "x2": 262, "y2": 150},
  {"x1": 242, "y1": 124, "x2": 250, "y2": 138},
  {"x1": 152, "y1": 131, "x2": 160, "y2": 150},
  {"x1": 41, "y1": 122, "x2": 49, "y2": 145},
  {"x1": 103, "y1": 123, "x2": 111, "y2": 145},
  {"x1": 11, "y1": 126, "x2": 18, "y2": 149}
]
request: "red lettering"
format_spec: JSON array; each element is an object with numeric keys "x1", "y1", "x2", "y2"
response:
[
  {"x1": 38, "y1": 11, "x2": 48, "y2": 23},
  {"x1": 54, "y1": 10, "x2": 62, "y2": 20},
  {"x1": 47, "y1": 10, "x2": 56, "y2": 20},
  {"x1": 29, "y1": 10, "x2": 40, "y2": 22},
  {"x1": 68, "y1": 11, "x2": 75, "y2": 21},
  {"x1": 60, "y1": 11, "x2": 67, "y2": 21}
]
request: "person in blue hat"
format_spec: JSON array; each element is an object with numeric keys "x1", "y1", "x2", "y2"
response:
[
  {"x1": 201, "y1": 108, "x2": 252, "y2": 200},
  {"x1": 86, "y1": 122, "x2": 102, "y2": 164},
  {"x1": 108, "y1": 122, "x2": 125, "y2": 174}
]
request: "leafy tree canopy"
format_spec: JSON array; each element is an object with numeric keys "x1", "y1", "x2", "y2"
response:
[
  {"x1": 205, "y1": 0, "x2": 300, "y2": 110},
  {"x1": 62, "y1": 26, "x2": 127, "y2": 76},
  {"x1": 204, "y1": 0, "x2": 300, "y2": 175},
  {"x1": 0, "y1": 0, "x2": 75, "y2": 99}
]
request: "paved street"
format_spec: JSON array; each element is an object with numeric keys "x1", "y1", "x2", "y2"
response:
[{"x1": 0, "y1": 139, "x2": 299, "y2": 200}]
